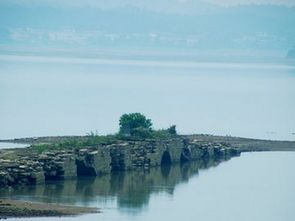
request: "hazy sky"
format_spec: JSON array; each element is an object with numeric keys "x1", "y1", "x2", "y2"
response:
[
  {"x1": 206, "y1": 0, "x2": 295, "y2": 6},
  {"x1": 1, "y1": 0, "x2": 294, "y2": 18},
  {"x1": 2, "y1": 0, "x2": 295, "y2": 8}
]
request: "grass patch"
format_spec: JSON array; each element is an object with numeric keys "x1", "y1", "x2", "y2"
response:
[
  {"x1": 30, "y1": 135, "x2": 119, "y2": 153},
  {"x1": 29, "y1": 128, "x2": 177, "y2": 153}
]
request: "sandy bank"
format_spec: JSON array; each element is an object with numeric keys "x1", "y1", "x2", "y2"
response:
[{"x1": 0, "y1": 199, "x2": 99, "y2": 219}]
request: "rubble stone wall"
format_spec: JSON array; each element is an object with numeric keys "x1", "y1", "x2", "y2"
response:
[{"x1": 0, "y1": 137, "x2": 240, "y2": 187}]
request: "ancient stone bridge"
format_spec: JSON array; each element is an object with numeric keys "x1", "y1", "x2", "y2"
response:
[{"x1": 0, "y1": 138, "x2": 240, "y2": 187}]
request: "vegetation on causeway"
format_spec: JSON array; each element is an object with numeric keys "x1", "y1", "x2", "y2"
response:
[{"x1": 30, "y1": 113, "x2": 177, "y2": 153}]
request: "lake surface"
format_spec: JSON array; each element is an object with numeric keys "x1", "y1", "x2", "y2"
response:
[
  {"x1": 0, "y1": 142, "x2": 29, "y2": 149},
  {"x1": 0, "y1": 55, "x2": 295, "y2": 140},
  {"x1": 1, "y1": 152, "x2": 294, "y2": 221}
]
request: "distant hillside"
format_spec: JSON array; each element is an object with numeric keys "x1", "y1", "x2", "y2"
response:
[{"x1": 0, "y1": 4, "x2": 295, "y2": 50}]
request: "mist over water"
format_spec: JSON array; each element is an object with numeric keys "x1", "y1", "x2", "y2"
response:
[
  {"x1": 0, "y1": 54, "x2": 295, "y2": 140},
  {"x1": 1, "y1": 0, "x2": 295, "y2": 141}
]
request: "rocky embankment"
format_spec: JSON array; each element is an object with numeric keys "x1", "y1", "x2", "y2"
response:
[
  {"x1": 186, "y1": 134, "x2": 295, "y2": 152},
  {"x1": 0, "y1": 137, "x2": 240, "y2": 188}
]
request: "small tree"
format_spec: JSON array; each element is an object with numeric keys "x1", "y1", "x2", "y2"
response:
[
  {"x1": 119, "y1": 113, "x2": 152, "y2": 137},
  {"x1": 167, "y1": 125, "x2": 177, "y2": 135}
]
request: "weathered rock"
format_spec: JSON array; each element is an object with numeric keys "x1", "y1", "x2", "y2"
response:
[
  {"x1": 0, "y1": 137, "x2": 241, "y2": 188},
  {"x1": 76, "y1": 148, "x2": 111, "y2": 176}
]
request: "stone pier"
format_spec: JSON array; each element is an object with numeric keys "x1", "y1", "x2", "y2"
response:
[{"x1": 0, "y1": 137, "x2": 240, "y2": 187}]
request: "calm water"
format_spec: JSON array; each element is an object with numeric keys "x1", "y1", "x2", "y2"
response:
[
  {"x1": 1, "y1": 152, "x2": 295, "y2": 221},
  {"x1": 0, "y1": 56, "x2": 295, "y2": 140},
  {"x1": 0, "y1": 142, "x2": 29, "y2": 149}
]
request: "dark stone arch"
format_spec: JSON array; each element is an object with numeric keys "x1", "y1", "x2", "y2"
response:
[
  {"x1": 76, "y1": 160, "x2": 97, "y2": 176},
  {"x1": 180, "y1": 147, "x2": 191, "y2": 163},
  {"x1": 161, "y1": 150, "x2": 172, "y2": 166}
]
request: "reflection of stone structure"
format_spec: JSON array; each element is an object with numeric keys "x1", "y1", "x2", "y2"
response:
[
  {"x1": 0, "y1": 159, "x2": 225, "y2": 210},
  {"x1": 0, "y1": 138, "x2": 240, "y2": 187}
]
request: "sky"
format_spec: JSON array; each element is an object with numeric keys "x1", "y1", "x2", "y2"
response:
[
  {"x1": 1, "y1": 0, "x2": 294, "y2": 18},
  {"x1": 206, "y1": 0, "x2": 295, "y2": 6},
  {"x1": 1, "y1": 0, "x2": 295, "y2": 8}
]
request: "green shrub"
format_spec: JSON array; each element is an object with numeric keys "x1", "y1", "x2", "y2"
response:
[{"x1": 119, "y1": 113, "x2": 152, "y2": 137}]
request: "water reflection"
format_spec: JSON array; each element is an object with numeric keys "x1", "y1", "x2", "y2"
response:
[{"x1": 0, "y1": 158, "x2": 227, "y2": 211}]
